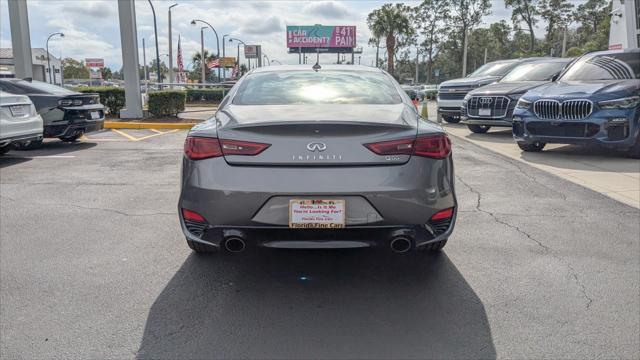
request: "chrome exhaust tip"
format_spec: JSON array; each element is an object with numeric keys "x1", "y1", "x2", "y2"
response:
[
  {"x1": 390, "y1": 236, "x2": 412, "y2": 253},
  {"x1": 224, "y1": 237, "x2": 246, "y2": 253}
]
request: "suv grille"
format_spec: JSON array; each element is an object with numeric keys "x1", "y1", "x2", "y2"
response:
[
  {"x1": 466, "y1": 96, "x2": 510, "y2": 118},
  {"x1": 534, "y1": 99, "x2": 592, "y2": 120},
  {"x1": 561, "y1": 100, "x2": 593, "y2": 120},
  {"x1": 526, "y1": 122, "x2": 600, "y2": 138}
]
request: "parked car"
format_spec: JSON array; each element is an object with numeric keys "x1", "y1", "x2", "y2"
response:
[
  {"x1": 437, "y1": 58, "x2": 546, "y2": 123},
  {"x1": 0, "y1": 91, "x2": 43, "y2": 154},
  {"x1": 461, "y1": 58, "x2": 574, "y2": 133},
  {"x1": 513, "y1": 48, "x2": 640, "y2": 158},
  {"x1": 0, "y1": 79, "x2": 104, "y2": 148},
  {"x1": 179, "y1": 65, "x2": 456, "y2": 254}
]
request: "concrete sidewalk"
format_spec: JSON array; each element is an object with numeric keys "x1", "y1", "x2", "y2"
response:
[{"x1": 423, "y1": 101, "x2": 640, "y2": 208}]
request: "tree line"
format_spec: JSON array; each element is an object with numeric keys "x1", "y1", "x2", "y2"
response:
[{"x1": 367, "y1": 0, "x2": 612, "y2": 83}]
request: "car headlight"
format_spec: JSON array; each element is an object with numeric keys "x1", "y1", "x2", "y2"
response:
[
  {"x1": 598, "y1": 96, "x2": 640, "y2": 109},
  {"x1": 509, "y1": 93, "x2": 524, "y2": 101},
  {"x1": 515, "y1": 98, "x2": 532, "y2": 110}
]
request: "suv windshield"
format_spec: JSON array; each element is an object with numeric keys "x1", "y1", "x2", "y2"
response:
[
  {"x1": 232, "y1": 70, "x2": 402, "y2": 105},
  {"x1": 501, "y1": 61, "x2": 570, "y2": 82},
  {"x1": 468, "y1": 61, "x2": 519, "y2": 78},
  {"x1": 560, "y1": 52, "x2": 640, "y2": 80}
]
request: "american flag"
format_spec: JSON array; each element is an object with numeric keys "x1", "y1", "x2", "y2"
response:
[
  {"x1": 231, "y1": 63, "x2": 239, "y2": 80},
  {"x1": 176, "y1": 35, "x2": 185, "y2": 82},
  {"x1": 206, "y1": 58, "x2": 220, "y2": 69}
]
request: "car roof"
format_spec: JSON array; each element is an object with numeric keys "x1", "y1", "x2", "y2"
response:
[
  {"x1": 587, "y1": 47, "x2": 640, "y2": 56},
  {"x1": 526, "y1": 57, "x2": 574, "y2": 64},
  {"x1": 249, "y1": 64, "x2": 384, "y2": 74}
]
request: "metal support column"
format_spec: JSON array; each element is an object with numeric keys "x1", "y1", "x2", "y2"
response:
[
  {"x1": 117, "y1": 0, "x2": 143, "y2": 118},
  {"x1": 8, "y1": 0, "x2": 33, "y2": 79}
]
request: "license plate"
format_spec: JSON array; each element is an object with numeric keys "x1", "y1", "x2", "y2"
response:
[
  {"x1": 479, "y1": 108, "x2": 491, "y2": 116},
  {"x1": 90, "y1": 111, "x2": 100, "y2": 120},
  {"x1": 289, "y1": 199, "x2": 345, "y2": 229},
  {"x1": 9, "y1": 105, "x2": 29, "y2": 117}
]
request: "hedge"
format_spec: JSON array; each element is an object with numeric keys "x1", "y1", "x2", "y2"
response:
[
  {"x1": 185, "y1": 88, "x2": 226, "y2": 103},
  {"x1": 148, "y1": 91, "x2": 186, "y2": 117},
  {"x1": 424, "y1": 90, "x2": 438, "y2": 100},
  {"x1": 78, "y1": 87, "x2": 125, "y2": 115}
]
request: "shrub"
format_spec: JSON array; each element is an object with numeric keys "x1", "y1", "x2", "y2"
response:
[
  {"x1": 424, "y1": 90, "x2": 438, "y2": 100},
  {"x1": 185, "y1": 88, "x2": 226, "y2": 104},
  {"x1": 78, "y1": 87, "x2": 125, "y2": 115},
  {"x1": 148, "y1": 91, "x2": 186, "y2": 117}
]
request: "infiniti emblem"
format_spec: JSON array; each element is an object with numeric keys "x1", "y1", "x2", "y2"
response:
[
  {"x1": 307, "y1": 142, "x2": 327, "y2": 152},
  {"x1": 479, "y1": 97, "x2": 493, "y2": 104}
]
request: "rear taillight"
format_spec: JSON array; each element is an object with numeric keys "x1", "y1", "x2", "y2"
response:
[
  {"x1": 364, "y1": 134, "x2": 451, "y2": 159},
  {"x1": 184, "y1": 137, "x2": 271, "y2": 160},
  {"x1": 219, "y1": 139, "x2": 270, "y2": 156},
  {"x1": 184, "y1": 137, "x2": 222, "y2": 160}
]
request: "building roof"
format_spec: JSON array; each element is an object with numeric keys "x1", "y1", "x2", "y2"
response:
[{"x1": 0, "y1": 48, "x2": 60, "y2": 61}]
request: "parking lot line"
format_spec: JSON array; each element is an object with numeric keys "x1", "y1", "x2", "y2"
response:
[{"x1": 110, "y1": 129, "x2": 139, "y2": 141}]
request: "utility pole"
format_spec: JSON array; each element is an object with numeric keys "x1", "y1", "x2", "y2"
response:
[
  {"x1": 143, "y1": 38, "x2": 148, "y2": 82},
  {"x1": 415, "y1": 45, "x2": 419, "y2": 84},
  {"x1": 462, "y1": 30, "x2": 468, "y2": 76},
  {"x1": 484, "y1": 48, "x2": 488, "y2": 64},
  {"x1": 147, "y1": 0, "x2": 161, "y2": 87},
  {"x1": 561, "y1": 28, "x2": 567, "y2": 57},
  {"x1": 168, "y1": 3, "x2": 178, "y2": 88}
]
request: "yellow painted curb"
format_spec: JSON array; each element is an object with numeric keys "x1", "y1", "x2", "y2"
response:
[{"x1": 104, "y1": 121, "x2": 196, "y2": 129}]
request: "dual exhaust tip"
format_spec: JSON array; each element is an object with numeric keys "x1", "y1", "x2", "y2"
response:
[{"x1": 223, "y1": 234, "x2": 413, "y2": 254}]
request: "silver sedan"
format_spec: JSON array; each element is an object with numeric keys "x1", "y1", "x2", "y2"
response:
[{"x1": 178, "y1": 65, "x2": 457, "y2": 254}]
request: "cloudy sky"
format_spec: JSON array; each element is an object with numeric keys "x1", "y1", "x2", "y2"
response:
[{"x1": 0, "y1": 0, "x2": 580, "y2": 70}]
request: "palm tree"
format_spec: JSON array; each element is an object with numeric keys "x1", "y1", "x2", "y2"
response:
[
  {"x1": 191, "y1": 50, "x2": 215, "y2": 82},
  {"x1": 367, "y1": 3, "x2": 413, "y2": 76}
]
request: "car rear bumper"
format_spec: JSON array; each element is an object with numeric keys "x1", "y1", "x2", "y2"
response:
[
  {"x1": 44, "y1": 119, "x2": 104, "y2": 137},
  {"x1": 0, "y1": 131, "x2": 43, "y2": 147},
  {"x1": 178, "y1": 156, "x2": 457, "y2": 249}
]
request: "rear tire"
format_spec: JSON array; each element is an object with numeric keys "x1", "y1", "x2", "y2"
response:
[
  {"x1": 186, "y1": 238, "x2": 216, "y2": 253},
  {"x1": 15, "y1": 139, "x2": 43, "y2": 150},
  {"x1": 517, "y1": 141, "x2": 546, "y2": 152},
  {"x1": 421, "y1": 238, "x2": 448, "y2": 252},
  {"x1": 443, "y1": 115, "x2": 461, "y2": 124},
  {"x1": 467, "y1": 124, "x2": 491, "y2": 133},
  {"x1": 59, "y1": 134, "x2": 82, "y2": 142}
]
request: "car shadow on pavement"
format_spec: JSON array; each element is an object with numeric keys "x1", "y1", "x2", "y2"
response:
[
  {"x1": 12, "y1": 141, "x2": 97, "y2": 157},
  {"x1": 136, "y1": 249, "x2": 496, "y2": 359}
]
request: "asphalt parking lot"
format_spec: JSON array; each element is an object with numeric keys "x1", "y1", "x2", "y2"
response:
[{"x1": 1, "y1": 130, "x2": 639, "y2": 358}]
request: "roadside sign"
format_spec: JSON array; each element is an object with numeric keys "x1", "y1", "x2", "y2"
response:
[
  {"x1": 219, "y1": 57, "x2": 236, "y2": 68},
  {"x1": 244, "y1": 45, "x2": 260, "y2": 59},
  {"x1": 85, "y1": 58, "x2": 104, "y2": 68},
  {"x1": 286, "y1": 25, "x2": 356, "y2": 49},
  {"x1": 89, "y1": 70, "x2": 102, "y2": 79}
]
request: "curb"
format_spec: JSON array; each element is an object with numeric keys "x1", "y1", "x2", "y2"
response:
[{"x1": 104, "y1": 122, "x2": 196, "y2": 129}]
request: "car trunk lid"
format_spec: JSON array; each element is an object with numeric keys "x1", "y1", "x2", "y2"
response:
[{"x1": 216, "y1": 104, "x2": 418, "y2": 166}]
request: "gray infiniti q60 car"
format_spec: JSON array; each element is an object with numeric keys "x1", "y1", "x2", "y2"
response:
[{"x1": 178, "y1": 65, "x2": 457, "y2": 254}]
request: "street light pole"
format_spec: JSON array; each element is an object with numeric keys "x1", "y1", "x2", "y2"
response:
[
  {"x1": 222, "y1": 34, "x2": 230, "y2": 81},
  {"x1": 46, "y1": 32, "x2": 64, "y2": 84},
  {"x1": 168, "y1": 3, "x2": 178, "y2": 88},
  {"x1": 191, "y1": 19, "x2": 220, "y2": 82},
  {"x1": 229, "y1": 37, "x2": 245, "y2": 73},
  {"x1": 200, "y1": 27, "x2": 206, "y2": 84},
  {"x1": 147, "y1": 0, "x2": 161, "y2": 87}
]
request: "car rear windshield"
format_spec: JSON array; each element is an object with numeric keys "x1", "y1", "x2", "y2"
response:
[
  {"x1": 232, "y1": 70, "x2": 403, "y2": 105},
  {"x1": 560, "y1": 52, "x2": 640, "y2": 80},
  {"x1": 468, "y1": 61, "x2": 519, "y2": 78},
  {"x1": 500, "y1": 61, "x2": 570, "y2": 82},
  {"x1": 14, "y1": 80, "x2": 76, "y2": 94}
]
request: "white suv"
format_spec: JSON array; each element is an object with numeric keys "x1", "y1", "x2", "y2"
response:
[{"x1": 0, "y1": 91, "x2": 43, "y2": 154}]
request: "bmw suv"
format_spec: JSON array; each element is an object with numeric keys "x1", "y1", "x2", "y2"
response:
[{"x1": 512, "y1": 49, "x2": 640, "y2": 158}]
